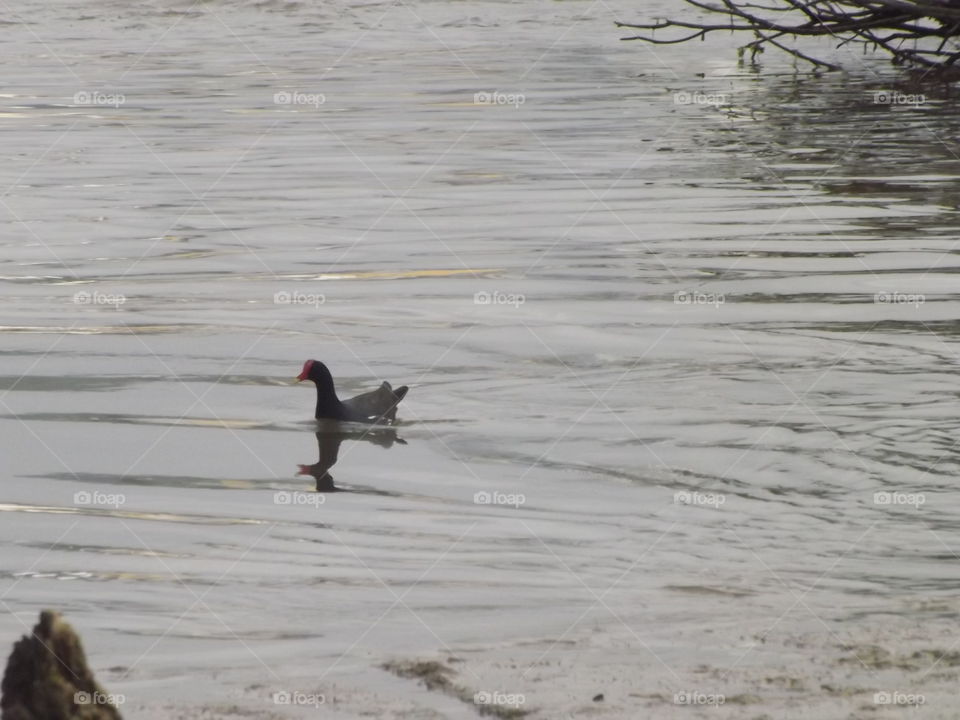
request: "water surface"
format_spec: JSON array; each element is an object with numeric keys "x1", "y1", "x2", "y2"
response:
[{"x1": 3, "y1": 0, "x2": 960, "y2": 717}]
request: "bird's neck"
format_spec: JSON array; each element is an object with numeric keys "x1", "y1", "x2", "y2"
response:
[{"x1": 314, "y1": 383, "x2": 345, "y2": 419}]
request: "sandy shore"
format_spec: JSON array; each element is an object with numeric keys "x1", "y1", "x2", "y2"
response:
[{"x1": 99, "y1": 601, "x2": 960, "y2": 719}]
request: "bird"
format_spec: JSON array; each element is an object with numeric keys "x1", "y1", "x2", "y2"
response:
[{"x1": 296, "y1": 359, "x2": 408, "y2": 424}]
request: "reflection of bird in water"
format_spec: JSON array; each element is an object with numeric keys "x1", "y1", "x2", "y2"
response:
[{"x1": 297, "y1": 423, "x2": 406, "y2": 492}]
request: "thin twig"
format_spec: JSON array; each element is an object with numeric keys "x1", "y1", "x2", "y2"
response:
[{"x1": 618, "y1": 0, "x2": 960, "y2": 68}]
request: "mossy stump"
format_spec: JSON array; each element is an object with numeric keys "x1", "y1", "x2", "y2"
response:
[{"x1": 1, "y1": 610, "x2": 122, "y2": 720}]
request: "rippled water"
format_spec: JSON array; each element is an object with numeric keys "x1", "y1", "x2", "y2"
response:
[{"x1": 4, "y1": 0, "x2": 960, "y2": 717}]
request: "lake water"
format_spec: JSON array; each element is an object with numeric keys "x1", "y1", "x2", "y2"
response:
[{"x1": 3, "y1": 0, "x2": 960, "y2": 718}]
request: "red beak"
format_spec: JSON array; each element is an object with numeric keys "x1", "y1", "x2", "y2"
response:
[{"x1": 297, "y1": 359, "x2": 315, "y2": 382}]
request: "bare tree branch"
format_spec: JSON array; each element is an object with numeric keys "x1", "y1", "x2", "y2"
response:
[{"x1": 616, "y1": 0, "x2": 960, "y2": 68}]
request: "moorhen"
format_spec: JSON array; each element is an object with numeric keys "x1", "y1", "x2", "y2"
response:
[{"x1": 296, "y1": 359, "x2": 408, "y2": 424}]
